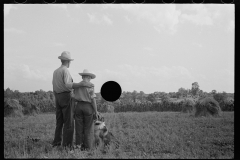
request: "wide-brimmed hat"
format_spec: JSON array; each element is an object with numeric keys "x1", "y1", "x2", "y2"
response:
[
  {"x1": 58, "y1": 51, "x2": 74, "y2": 61},
  {"x1": 79, "y1": 69, "x2": 96, "y2": 79}
]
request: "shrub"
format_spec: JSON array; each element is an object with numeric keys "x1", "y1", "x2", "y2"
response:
[
  {"x1": 4, "y1": 98, "x2": 24, "y2": 117},
  {"x1": 182, "y1": 98, "x2": 195, "y2": 113}
]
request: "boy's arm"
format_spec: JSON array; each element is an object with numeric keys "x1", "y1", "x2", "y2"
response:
[
  {"x1": 72, "y1": 81, "x2": 94, "y2": 89},
  {"x1": 89, "y1": 87, "x2": 98, "y2": 115},
  {"x1": 91, "y1": 98, "x2": 98, "y2": 114}
]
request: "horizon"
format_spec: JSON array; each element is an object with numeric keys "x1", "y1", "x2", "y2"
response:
[
  {"x1": 3, "y1": 87, "x2": 234, "y2": 94},
  {"x1": 4, "y1": 4, "x2": 234, "y2": 94}
]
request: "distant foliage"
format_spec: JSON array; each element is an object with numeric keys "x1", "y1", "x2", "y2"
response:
[
  {"x1": 4, "y1": 88, "x2": 234, "y2": 114},
  {"x1": 181, "y1": 98, "x2": 195, "y2": 113},
  {"x1": 98, "y1": 103, "x2": 115, "y2": 113},
  {"x1": 109, "y1": 101, "x2": 184, "y2": 113},
  {"x1": 4, "y1": 88, "x2": 56, "y2": 114}
]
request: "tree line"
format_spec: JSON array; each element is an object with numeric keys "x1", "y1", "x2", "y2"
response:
[{"x1": 4, "y1": 81, "x2": 234, "y2": 114}]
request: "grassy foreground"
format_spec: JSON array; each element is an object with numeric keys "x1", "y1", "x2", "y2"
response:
[{"x1": 4, "y1": 112, "x2": 234, "y2": 158}]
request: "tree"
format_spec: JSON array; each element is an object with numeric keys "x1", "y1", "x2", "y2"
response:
[
  {"x1": 191, "y1": 82, "x2": 200, "y2": 96},
  {"x1": 176, "y1": 92, "x2": 181, "y2": 98},
  {"x1": 5, "y1": 88, "x2": 13, "y2": 99},
  {"x1": 211, "y1": 90, "x2": 217, "y2": 95},
  {"x1": 131, "y1": 90, "x2": 138, "y2": 103},
  {"x1": 50, "y1": 93, "x2": 54, "y2": 100},
  {"x1": 161, "y1": 94, "x2": 170, "y2": 102},
  {"x1": 213, "y1": 91, "x2": 228, "y2": 106},
  {"x1": 139, "y1": 91, "x2": 145, "y2": 102},
  {"x1": 169, "y1": 92, "x2": 177, "y2": 98},
  {"x1": 147, "y1": 93, "x2": 157, "y2": 103},
  {"x1": 120, "y1": 91, "x2": 133, "y2": 103},
  {"x1": 13, "y1": 90, "x2": 22, "y2": 99},
  {"x1": 198, "y1": 90, "x2": 204, "y2": 97},
  {"x1": 178, "y1": 88, "x2": 188, "y2": 98}
]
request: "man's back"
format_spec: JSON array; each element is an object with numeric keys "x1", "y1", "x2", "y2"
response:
[{"x1": 52, "y1": 65, "x2": 73, "y2": 94}]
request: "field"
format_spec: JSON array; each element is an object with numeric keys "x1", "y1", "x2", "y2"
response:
[{"x1": 4, "y1": 112, "x2": 234, "y2": 158}]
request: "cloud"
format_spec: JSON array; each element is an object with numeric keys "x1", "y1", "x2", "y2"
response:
[
  {"x1": 143, "y1": 47, "x2": 157, "y2": 57},
  {"x1": 96, "y1": 64, "x2": 196, "y2": 93},
  {"x1": 124, "y1": 15, "x2": 131, "y2": 23},
  {"x1": 4, "y1": 4, "x2": 17, "y2": 16},
  {"x1": 195, "y1": 73, "x2": 207, "y2": 80},
  {"x1": 143, "y1": 47, "x2": 154, "y2": 51},
  {"x1": 102, "y1": 4, "x2": 181, "y2": 34},
  {"x1": 116, "y1": 64, "x2": 194, "y2": 81},
  {"x1": 54, "y1": 42, "x2": 65, "y2": 47},
  {"x1": 103, "y1": 4, "x2": 233, "y2": 34},
  {"x1": 22, "y1": 65, "x2": 48, "y2": 81},
  {"x1": 75, "y1": 4, "x2": 82, "y2": 9},
  {"x1": 49, "y1": 4, "x2": 68, "y2": 10},
  {"x1": 102, "y1": 15, "x2": 113, "y2": 25},
  {"x1": 4, "y1": 63, "x2": 49, "y2": 81},
  {"x1": 180, "y1": 4, "x2": 214, "y2": 26},
  {"x1": 87, "y1": 13, "x2": 113, "y2": 25},
  {"x1": 120, "y1": 4, "x2": 181, "y2": 34},
  {"x1": 219, "y1": 69, "x2": 234, "y2": 77},
  {"x1": 49, "y1": 4, "x2": 72, "y2": 19},
  {"x1": 87, "y1": 13, "x2": 100, "y2": 24},
  {"x1": 210, "y1": 69, "x2": 234, "y2": 85},
  {"x1": 104, "y1": 69, "x2": 127, "y2": 78},
  {"x1": 4, "y1": 28, "x2": 25, "y2": 34},
  {"x1": 210, "y1": 69, "x2": 234, "y2": 93},
  {"x1": 192, "y1": 42, "x2": 203, "y2": 48}
]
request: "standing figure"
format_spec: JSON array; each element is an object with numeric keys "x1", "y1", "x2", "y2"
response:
[
  {"x1": 52, "y1": 51, "x2": 94, "y2": 148},
  {"x1": 73, "y1": 69, "x2": 98, "y2": 150}
]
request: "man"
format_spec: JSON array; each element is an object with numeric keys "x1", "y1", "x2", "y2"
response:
[{"x1": 52, "y1": 51, "x2": 94, "y2": 148}]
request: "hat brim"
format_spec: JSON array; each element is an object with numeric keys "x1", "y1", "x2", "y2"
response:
[
  {"x1": 79, "y1": 73, "x2": 96, "y2": 79},
  {"x1": 58, "y1": 56, "x2": 74, "y2": 61}
]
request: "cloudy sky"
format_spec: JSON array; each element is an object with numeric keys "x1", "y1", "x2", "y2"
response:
[{"x1": 4, "y1": 4, "x2": 234, "y2": 94}]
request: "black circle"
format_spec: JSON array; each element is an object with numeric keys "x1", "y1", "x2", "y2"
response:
[
  {"x1": 100, "y1": 81, "x2": 122, "y2": 102},
  {"x1": 162, "y1": 0, "x2": 175, "y2": 3},
  {"x1": 103, "y1": 0, "x2": 115, "y2": 3},
  {"x1": 42, "y1": 0, "x2": 56, "y2": 3},
  {"x1": 221, "y1": 0, "x2": 233, "y2": 3},
  {"x1": 73, "y1": 0, "x2": 86, "y2": 3},
  {"x1": 192, "y1": 0, "x2": 204, "y2": 3},
  {"x1": 14, "y1": 0, "x2": 27, "y2": 3},
  {"x1": 132, "y1": 0, "x2": 145, "y2": 3}
]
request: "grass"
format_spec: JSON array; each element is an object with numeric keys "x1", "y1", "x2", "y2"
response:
[{"x1": 4, "y1": 111, "x2": 234, "y2": 158}]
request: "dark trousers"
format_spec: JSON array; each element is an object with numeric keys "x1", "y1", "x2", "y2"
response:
[
  {"x1": 75, "y1": 101, "x2": 94, "y2": 150},
  {"x1": 52, "y1": 92, "x2": 75, "y2": 147}
]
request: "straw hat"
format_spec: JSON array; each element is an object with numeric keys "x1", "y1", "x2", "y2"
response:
[
  {"x1": 58, "y1": 51, "x2": 74, "y2": 61},
  {"x1": 79, "y1": 69, "x2": 96, "y2": 79}
]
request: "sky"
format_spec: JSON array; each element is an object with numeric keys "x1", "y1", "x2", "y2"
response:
[{"x1": 4, "y1": 4, "x2": 234, "y2": 94}]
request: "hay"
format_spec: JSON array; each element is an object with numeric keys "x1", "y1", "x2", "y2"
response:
[
  {"x1": 4, "y1": 98, "x2": 24, "y2": 117},
  {"x1": 182, "y1": 98, "x2": 195, "y2": 113},
  {"x1": 106, "y1": 105, "x2": 114, "y2": 113},
  {"x1": 23, "y1": 103, "x2": 40, "y2": 116},
  {"x1": 195, "y1": 97, "x2": 222, "y2": 117}
]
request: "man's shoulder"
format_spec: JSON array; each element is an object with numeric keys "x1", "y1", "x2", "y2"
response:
[
  {"x1": 62, "y1": 66, "x2": 70, "y2": 73},
  {"x1": 55, "y1": 66, "x2": 69, "y2": 73}
]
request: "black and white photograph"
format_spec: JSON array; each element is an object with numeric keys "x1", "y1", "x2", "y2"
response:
[{"x1": 4, "y1": 4, "x2": 234, "y2": 158}]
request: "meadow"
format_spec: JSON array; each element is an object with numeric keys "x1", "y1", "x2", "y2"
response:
[{"x1": 4, "y1": 111, "x2": 234, "y2": 159}]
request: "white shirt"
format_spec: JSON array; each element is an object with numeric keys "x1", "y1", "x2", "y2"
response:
[
  {"x1": 73, "y1": 81, "x2": 96, "y2": 103},
  {"x1": 52, "y1": 65, "x2": 73, "y2": 93}
]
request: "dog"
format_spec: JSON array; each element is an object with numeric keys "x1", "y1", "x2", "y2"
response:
[{"x1": 94, "y1": 114, "x2": 119, "y2": 148}]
